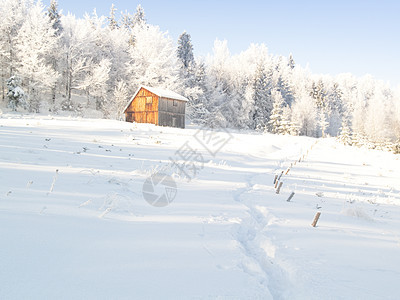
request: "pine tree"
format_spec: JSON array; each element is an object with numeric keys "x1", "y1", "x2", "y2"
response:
[
  {"x1": 122, "y1": 5, "x2": 146, "y2": 47},
  {"x1": 47, "y1": 0, "x2": 63, "y2": 35},
  {"x1": 120, "y1": 10, "x2": 133, "y2": 29},
  {"x1": 176, "y1": 31, "x2": 204, "y2": 123},
  {"x1": 252, "y1": 64, "x2": 273, "y2": 130},
  {"x1": 279, "y1": 106, "x2": 292, "y2": 135},
  {"x1": 351, "y1": 131, "x2": 366, "y2": 148},
  {"x1": 288, "y1": 53, "x2": 295, "y2": 70},
  {"x1": 47, "y1": 0, "x2": 63, "y2": 105},
  {"x1": 7, "y1": 75, "x2": 27, "y2": 111},
  {"x1": 310, "y1": 79, "x2": 327, "y2": 109},
  {"x1": 177, "y1": 31, "x2": 196, "y2": 92},
  {"x1": 277, "y1": 75, "x2": 294, "y2": 106},
  {"x1": 288, "y1": 119, "x2": 300, "y2": 136},
  {"x1": 108, "y1": 4, "x2": 118, "y2": 30},
  {"x1": 318, "y1": 110, "x2": 329, "y2": 138},
  {"x1": 187, "y1": 61, "x2": 210, "y2": 123},
  {"x1": 133, "y1": 5, "x2": 146, "y2": 27},
  {"x1": 268, "y1": 90, "x2": 284, "y2": 134},
  {"x1": 338, "y1": 120, "x2": 352, "y2": 145},
  {"x1": 329, "y1": 82, "x2": 343, "y2": 113},
  {"x1": 177, "y1": 31, "x2": 195, "y2": 69}
]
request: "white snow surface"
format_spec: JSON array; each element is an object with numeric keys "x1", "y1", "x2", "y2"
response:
[
  {"x1": 0, "y1": 114, "x2": 400, "y2": 299},
  {"x1": 140, "y1": 85, "x2": 189, "y2": 101}
]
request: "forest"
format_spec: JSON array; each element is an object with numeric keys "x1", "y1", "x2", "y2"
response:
[{"x1": 1, "y1": 0, "x2": 399, "y2": 151}]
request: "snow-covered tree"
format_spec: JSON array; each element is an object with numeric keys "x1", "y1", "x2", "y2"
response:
[
  {"x1": 363, "y1": 86, "x2": 392, "y2": 143},
  {"x1": 111, "y1": 80, "x2": 129, "y2": 120},
  {"x1": 133, "y1": 5, "x2": 146, "y2": 27},
  {"x1": 46, "y1": 0, "x2": 63, "y2": 105},
  {"x1": 127, "y1": 24, "x2": 179, "y2": 90},
  {"x1": 288, "y1": 53, "x2": 295, "y2": 70},
  {"x1": 310, "y1": 79, "x2": 327, "y2": 110},
  {"x1": 292, "y1": 95, "x2": 317, "y2": 136},
  {"x1": 338, "y1": 120, "x2": 352, "y2": 145},
  {"x1": 177, "y1": 31, "x2": 195, "y2": 69},
  {"x1": 318, "y1": 110, "x2": 329, "y2": 138},
  {"x1": 280, "y1": 105, "x2": 293, "y2": 135},
  {"x1": 186, "y1": 61, "x2": 210, "y2": 123},
  {"x1": 7, "y1": 75, "x2": 27, "y2": 111},
  {"x1": 47, "y1": 0, "x2": 63, "y2": 35},
  {"x1": 108, "y1": 4, "x2": 118, "y2": 30},
  {"x1": 60, "y1": 13, "x2": 100, "y2": 109},
  {"x1": 80, "y1": 58, "x2": 111, "y2": 110},
  {"x1": 268, "y1": 89, "x2": 284, "y2": 134},
  {"x1": 252, "y1": 64, "x2": 273, "y2": 129},
  {"x1": 176, "y1": 31, "x2": 203, "y2": 122},
  {"x1": 326, "y1": 82, "x2": 343, "y2": 135},
  {"x1": 14, "y1": 0, "x2": 59, "y2": 111},
  {"x1": 277, "y1": 75, "x2": 294, "y2": 106},
  {"x1": 0, "y1": 0, "x2": 30, "y2": 100}
]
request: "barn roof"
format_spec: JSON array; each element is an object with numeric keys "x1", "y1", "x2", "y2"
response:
[{"x1": 141, "y1": 85, "x2": 189, "y2": 102}]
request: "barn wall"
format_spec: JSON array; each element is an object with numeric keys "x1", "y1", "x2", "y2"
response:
[
  {"x1": 158, "y1": 97, "x2": 186, "y2": 128},
  {"x1": 124, "y1": 88, "x2": 159, "y2": 125}
]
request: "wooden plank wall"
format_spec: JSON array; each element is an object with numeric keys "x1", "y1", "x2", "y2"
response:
[
  {"x1": 125, "y1": 88, "x2": 159, "y2": 125},
  {"x1": 158, "y1": 97, "x2": 186, "y2": 128}
]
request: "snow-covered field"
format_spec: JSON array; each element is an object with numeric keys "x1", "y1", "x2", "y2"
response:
[{"x1": 1, "y1": 114, "x2": 399, "y2": 299}]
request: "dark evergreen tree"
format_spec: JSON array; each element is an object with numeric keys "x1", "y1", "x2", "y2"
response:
[
  {"x1": 176, "y1": 33, "x2": 208, "y2": 124},
  {"x1": 7, "y1": 75, "x2": 27, "y2": 111},
  {"x1": 47, "y1": 0, "x2": 63, "y2": 35},
  {"x1": 177, "y1": 31, "x2": 195, "y2": 69}
]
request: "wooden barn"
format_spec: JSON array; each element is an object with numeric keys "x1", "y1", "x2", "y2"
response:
[{"x1": 123, "y1": 85, "x2": 188, "y2": 128}]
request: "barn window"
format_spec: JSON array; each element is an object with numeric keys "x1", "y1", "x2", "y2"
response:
[
  {"x1": 173, "y1": 100, "x2": 178, "y2": 107},
  {"x1": 146, "y1": 96, "x2": 153, "y2": 104}
]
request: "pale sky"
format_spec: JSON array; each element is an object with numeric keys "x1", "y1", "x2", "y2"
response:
[{"x1": 44, "y1": 0, "x2": 400, "y2": 87}]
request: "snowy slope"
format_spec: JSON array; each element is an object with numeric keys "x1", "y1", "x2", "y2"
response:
[{"x1": 0, "y1": 114, "x2": 399, "y2": 299}]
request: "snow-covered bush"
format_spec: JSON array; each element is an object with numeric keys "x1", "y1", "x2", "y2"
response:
[{"x1": 7, "y1": 76, "x2": 27, "y2": 111}]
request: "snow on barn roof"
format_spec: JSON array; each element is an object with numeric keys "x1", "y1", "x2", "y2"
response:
[{"x1": 141, "y1": 85, "x2": 189, "y2": 102}]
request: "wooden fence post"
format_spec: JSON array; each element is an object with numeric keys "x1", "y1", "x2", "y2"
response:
[
  {"x1": 273, "y1": 175, "x2": 278, "y2": 185},
  {"x1": 311, "y1": 212, "x2": 321, "y2": 227},
  {"x1": 276, "y1": 182, "x2": 283, "y2": 194},
  {"x1": 287, "y1": 191, "x2": 295, "y2": 202}
]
